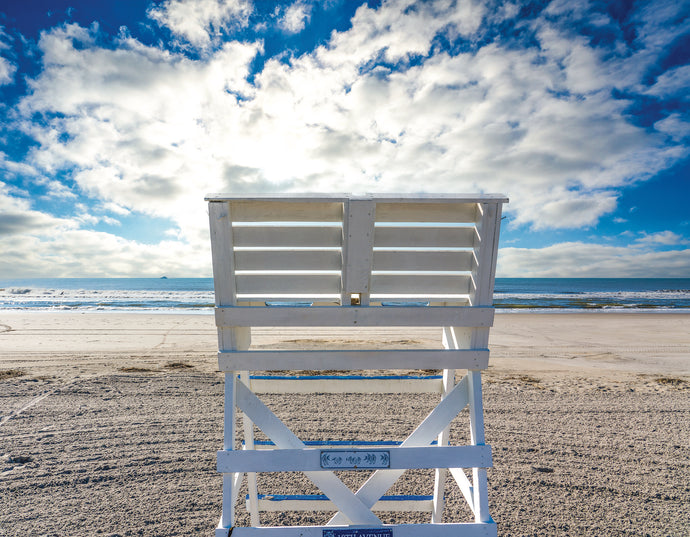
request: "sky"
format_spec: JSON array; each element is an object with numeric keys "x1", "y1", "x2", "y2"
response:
[{"x1": 0, "y1": 0, "x2": 688, "y2": 278}]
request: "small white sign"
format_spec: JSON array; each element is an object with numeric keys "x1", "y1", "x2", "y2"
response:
[{"x1": 320, "y1": 450, "x2": 390, "y2": 469}]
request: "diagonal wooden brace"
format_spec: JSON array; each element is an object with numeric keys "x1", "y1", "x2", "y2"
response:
[
  {"x1": 234, "y1": 381, "x2": 382, "y2": 525},
  {"x1": 328, "y1": 375, "x2": 470, "y2": 525}
]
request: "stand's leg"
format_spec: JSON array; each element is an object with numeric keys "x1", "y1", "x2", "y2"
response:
[
  {"x1": 432, "y1": 344, "x2": 456, "y2": 523},
  {"x1": 468, "y1": 369, "x2": 491, "y2": 522},
  {"x1": 220, "y1": 372, "x2": 237, "y2": 528},
  {"x1": 240, "y1": 372, "x2": 260, "y2": 526}
]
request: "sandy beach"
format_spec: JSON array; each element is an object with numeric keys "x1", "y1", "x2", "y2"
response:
[{"x1": 1, "y1": 312, "x2": 688, "y2": 536}]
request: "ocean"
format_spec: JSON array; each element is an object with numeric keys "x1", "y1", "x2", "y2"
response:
[{"x1": 0, "y1": 278, "x2": 689, "y2": 313}]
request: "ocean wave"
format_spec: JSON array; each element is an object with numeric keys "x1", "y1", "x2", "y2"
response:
[
  {"x1": 494, "y1": 290, "x2": 690, "y2": 300},
  {"x1": 7, "y1": 288, "x2": 33, "y2": 295},
  {"x1": 2, "y1": 279, "x2": 690, "y2": 312}
]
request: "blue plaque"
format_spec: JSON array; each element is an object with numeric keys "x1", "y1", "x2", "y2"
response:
[{"x1": 323, "y1": 529, "x2": 393, "y2": 537}]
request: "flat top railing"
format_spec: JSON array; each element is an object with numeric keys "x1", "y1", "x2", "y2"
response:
[{"x1": 205, "y1": 193, "x2": 509, "y2": 203}]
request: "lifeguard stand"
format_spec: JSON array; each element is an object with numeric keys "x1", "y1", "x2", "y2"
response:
[{"x1": 207, "y1": 193, "x2": 507, "y2": 536}]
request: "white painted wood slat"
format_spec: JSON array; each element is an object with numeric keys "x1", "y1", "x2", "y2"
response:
[
  {"x1": 221, "y1": 523, "x2": 497, "y2": 537},
  {"x1": 373, "y1": 250, "x2": 475, "y2": 271},
  {"x1": 218, "y1": 445, "x2": 492, "y2": 473},
  {"x1": 228, "y1": 201, "x2": 344, "y2": 222},
  {"x1": 215, "y1": 305, "x2": 494, "y2": 327},
  {"x1": 376, "y1": 202, "x2": 478, "y2": 223},
  {"x1": 249, "y1": 377, "x2": 444, "y2": 394},
  {"x1": 235, "y1": 274, "x2": 341, "y2": 295},
  {"x1": 250, "y1": 497, "x2": 433, "y2": 513},
  {"x1": 374, "y1": 226, "x2": 476, "y2": 248},
  {"x1": 371, "y1": 274, "x2": 471, "y2": 295},
  {"x1": 207, "y1": 192, "x2": 507, "y2": 203},
  {"x1": 234, "y1": 250, "x2": 342, "y2": 271},
  {"x1": 233, "y1": 226, "x2": 343, "y2": 247},
  {"x1": 218, "y1": 349, "x2": 489, "y2": 371}
]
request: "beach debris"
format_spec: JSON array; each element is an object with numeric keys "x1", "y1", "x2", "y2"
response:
[
  {"x1": 654, "y1": 376, "x2": 686, "y2": 387},
  {"x1": 164, "y1": 362, "x2": 194, "y2": 370},
  {"x1": 532, "y1": 466, "x2": 554, "y2": 473},
  {"x1": 118, "y1": 367, "x2": 156, "y2": 373},
  {"x1": 0, "y1": 369, "x2": 25, "y2": 380},
  {"x1": 8, "y1": 455, "x2": 32, "y2": 464}
]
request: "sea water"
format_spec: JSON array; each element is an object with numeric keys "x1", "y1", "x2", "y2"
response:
[{"x1": 0, "y1": 278, "x2": 689, "y2": 312}]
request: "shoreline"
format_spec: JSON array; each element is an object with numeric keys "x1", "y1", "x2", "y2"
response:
[{"x1": 2, "y1": 307, "x2": 690, "y2": 314}]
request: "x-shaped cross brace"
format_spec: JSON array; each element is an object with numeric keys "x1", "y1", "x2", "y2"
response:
[{"x1": 234, "y1": 375, "x2": 471, "y2": 524}]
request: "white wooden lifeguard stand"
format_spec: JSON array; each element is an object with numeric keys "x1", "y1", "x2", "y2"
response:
[{"x1": 207, "y1": 193, "x2": 507, "y2": 537}]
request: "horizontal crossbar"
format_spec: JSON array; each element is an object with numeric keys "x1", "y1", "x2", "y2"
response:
[
  {"x1": 248, "y1": 494, "x2": 433, "y2": 513},
  {"x1": 248, "y1": 375, "x2": 445, "y2": 394},
  {"x1": 218, "y1": 445, "x2": 492, "y2": 473},
  {"x1": 215, "y1": 305, "x2": 494, "y2": 327},
  {"x1": 243, "y1": 439, "x2": 418, "y2": 448},
  {"x1": 218, "y1": 349, "x2": 489, "y2": 371},
  {"x1": 216, "y1": 522, "x2": 497, "y2": 537}
]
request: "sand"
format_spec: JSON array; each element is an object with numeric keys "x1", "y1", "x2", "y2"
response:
[{"x1": 1, "y1": 312, "x2": 688, "y2": 536}]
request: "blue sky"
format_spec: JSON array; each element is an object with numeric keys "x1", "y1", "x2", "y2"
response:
[{"x1": 0, "y1": 0, "x2": 688, "y2": 278}]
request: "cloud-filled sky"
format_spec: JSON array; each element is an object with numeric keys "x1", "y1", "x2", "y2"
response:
[{"x1": 0, "y1": 0, "x2": 688, "y2": 278}]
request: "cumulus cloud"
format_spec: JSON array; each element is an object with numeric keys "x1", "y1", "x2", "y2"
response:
[
  {"x1": 0, "y1": 26, "x2": 16, "y2": 85},
  {"x1": 498, "y1": 242, "x2": 690, "y2": 278},
  {"x1": 635, "y1": 230, "x2": 689, "y2": 246},
  {"x1": 0, "y1": 56, "x2": 15, "y2": 86},
  {"x1": 3, "y1": 0, "x2": 689, "y2": 276},
  {"x1": 278, "y1": 1, "x2": 312, "y2": 33},
  {"x1": 0, "y1": 183, "x2": 74, "y2": 235},
  {"x1": 13, "y1": 0, "x2": 686, "y2": 239},
  {"x1": 0, "y1": 227, "x2": 211, "y2": 277},
  {"x1": 148, "y1": 0, "x2": 252, "y2": 49}
]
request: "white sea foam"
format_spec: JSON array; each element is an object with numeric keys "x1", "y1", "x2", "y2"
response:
[
  {"x1": 1, "y1": 279, "x2": 689, "y2": 312},
  {"x1": 0, "y1": 287, "x2": 215, "y2": 311}
]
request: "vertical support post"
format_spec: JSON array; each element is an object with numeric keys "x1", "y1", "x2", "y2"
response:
[
  {"x1": 342, "y1": 198, "x2": 376, "y2": 306},
  {"x1": 209, "y1": 201, "x2": 251, "y2": 531},
  {"x1": 241, "y1": 371, "x2": 260, "y2": 526},
  {"x1": 468, "y1": 370, "x2": 491, "y2": 523},
  {"x1": 220, "y1": 373, "x2": 237, "y2": 528},
  {"x1": 431, "y1": 362, "x2": 455, "y2": 523},
  {"x1": 471, "y1": 202, "x2": 502, "y2": 307},
  {"x1": 466, "y1": 200, "x2": 502, "y2": 523}
]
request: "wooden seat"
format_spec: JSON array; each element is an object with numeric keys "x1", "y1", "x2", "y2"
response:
[{"x1": 207, "y1": 193, "x2": 507, "y2": 536}]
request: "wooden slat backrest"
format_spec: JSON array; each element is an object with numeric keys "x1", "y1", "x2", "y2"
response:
[
  {"x1": 212, "y1": 199, "x2": 347, "y2": 303},
  {"x1": 206, "y1": 194, "x2": 506, "y2": 306}
]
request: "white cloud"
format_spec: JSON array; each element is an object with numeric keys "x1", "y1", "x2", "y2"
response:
[
  {"x1": 498, "y1": 241, "x2": 690, "y2": 277},
  {"x1": 0, "y1": 26, "x2": 16, "y2": 85},
  {"x1": 279, "y1": 1, "x2": 312, "y2": 33},
  {"x1": 99, "y1": 201, "x2": 131, "y2": 216},
  {"x1": 0, "y1": 227, "x2": 210, "y2": 278},
  {"x1": 635, "y1": 230, "x2": 689, "y2": 246},
  {"x1": 3, "y1": 0, "x2": 689, "y2": 277},
  {"x1": 0, "y1": 56, "x2": 15, "y2": 86},
  {"x1": 0, "y1": 183, "x2": 75, "y2": 235},
  {"x1": 647, "y1": 65, "x2": 690, "y2": 99},
  {"x1": 655, "y1": 113, "x2": 690, "y2": 142},
  {"x1": 17, "y1": 2, "x2": 685, "y2": 237},
  {"x1": 148, "y1": 0, "x2": 252, "y2": 49}
]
